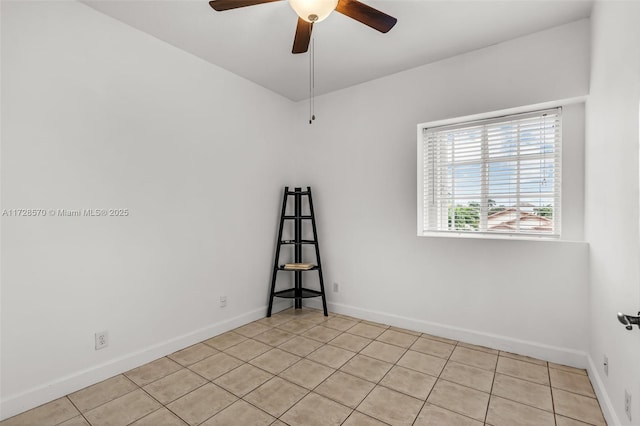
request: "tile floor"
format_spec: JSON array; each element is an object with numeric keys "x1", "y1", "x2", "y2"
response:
[{"x1": 1, "y1": 308, "x2": 607, "y2": 426}]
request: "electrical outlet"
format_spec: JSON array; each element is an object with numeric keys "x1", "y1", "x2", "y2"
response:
[
  {"x1": 333, "y1": 282, "x2": 339, "y2": 292},
  {"x1": 603, "y1": 355, "x2": 608, "y2": 376},
  {"x1": 95, "y1": 331, "x2": 108, "y2": 350},
  {"x1": 625, "y1": 389, "x2": 632, "y2": 421},
  {"x1": 220, "y1": 296, "x2": 227, "y2": 308}
]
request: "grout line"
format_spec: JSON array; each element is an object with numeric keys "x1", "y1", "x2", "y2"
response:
[
  {"x1": 484, "y1": 367, "x2": 497, "y2": 424},
  {"x1": 61, "y1": 395, "x2": 92, "y2": 426},
  {"x1": 548, "y1": 362, "x2": 558, "y2": 426},
  {"x1": 68, "y1": 383, "x2": 141, "y2": 421}
]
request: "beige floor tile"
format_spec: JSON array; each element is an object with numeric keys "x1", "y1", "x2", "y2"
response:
[
  {"x1": 280, "y1": 359, "x2": 335, "y2": 389},
  {"x1": 449, "y1": 346, "x2": 498, "y2": 371},
  {"x1": 281, "y1": 393, "x2": 352, "y2": 426},
  {"x1": 84, "y1": 389, "x2": 161, "y2": 426},
  {"x1": 274, "y1": 307, "x2": 313, "y2": 317},
  {"x1": 328, "y1": 333, "x2": 372, "y2": 352},
  {"x1": 68, "y1": 375, "x2": 138, "y2": 412},
  {"x1": 389, "y1": 326, "x2": 422, "y2": 336},
  {"x1": 295, "y1": 309, "x2": 330, "y2": 323},
  {"x1": 410, "y1": 337, "x2": 455, "y2": 359},
  {"x1": 342, "y1": 411, "x2": 388, "y2": 426},
  {"x1": 440, "y1": 361, "x2": 494, "y2": 393},
  {"x1": 203, "y1": 331, "x2": 247, "y2": 351},
  {"x1": 496, "y1": 356, "x2": 550, "y2": 385},
  {"x1": 168, "y1": 343, "x2": 218, "y2": 367},
  {"x1": 426, "y1": 380, "x2": 489, "y2": 422},
  {"x1": 58, "y1": 416, "x2": 91, "y2": 426},
  {"x1": 189, "y1": 352, "x2": 243, "y2": 380},
  {"x1": 360, "y1": 320, "x2": 390, "y2": 329},
  {"x1": 253, "y1": 328, "x2": 295, "y2": 346},
  {"x1": 233, "y1": 322, "x2": 271, "y2": 338},
  {"x1": 166, "y1": 383, "x2": 237, "y2": 426},
  {"x1": 254, "y1": 315, "x2": 293, "y2": 328},
  {"x1": 421, "y1": 333, "x2": 457, "y2": 345},
  {"x1": 2, "y1": 398, "x2": 79, "y2": 426},
  {"x1": 324, "y1": 317, "x2": 359, "y2": 331},
  {"x1": 552, "y1": 388, "x2": 606, "y2": 426},
  {"x1": 244, "y1": 377, "x2": 309, "y2": 417},
  {"x1": 124, "y1": 357, "x2": 183, "y2": 386},
  {"x1": 379, "y1": 365, "x2": 436, "y2": 400},
  {"x1": 304, "y1": 325, "x2": 343, "y2": 343},
  {"x1": 130, "y1": 407, "x2": 187, "y2": 426},
  {"x1": 278, "y1": 335, "x2": 324, "y2": 356},
  {"x1": 314, "y1": 371, "x2": 376, "y2": 408},
  {"x1": 397, "y1": 350, "x2": 446, "y2": 377},
  {"x1": 555, "y1": 414, "x2": 595, "y2": 426},
  {"x1": 486, "y1": 395, "x2": 555, "y2": 426},
  {"x1": 307, "y1": 344, "x2": 357, "y2": 368},
  {"x1": 549, "y1": 362, "x2": 588, "y2": 376},
  {"x1": 414, "y1": 403, "x2": 483, "y2": 426},
  {"x1": 277, "y1": 318, "x2": 317, "y2": 334},
  {"x1": 340, "y1": 355, "x2": 393, "y2": 383},
  {"x1": 213, "y1": 363, "x2": 273, "y2": 397},
  {"x1": 550, "y1": 368, "x2": 595, "y2": 397},
  {"x1": 458, "y1": 342, "x2": 499, "y2": 355},
  {"x1": 200, "y1": 399, "x2": 274, "y2": 426},
  {"x1": 360, "y1": 341, "x2": 406, "y2": 364},
  {"x1": 491, "y1": 373, "x2": 553, "y2": 411},
  {"x1": 358, "y1": 386, "x2": 423, "y2": 425},
  {"x1": 499, "y1": 351, "x2": 547, "y2": 367},
  {"x1": 375, "y1": 329, "x2": 419, "y2": 348},
  {"x1": 334, "y1": 312, "x2": 359, "y2": 320},
  {"x1": 347, "y1": 323, "x2": 386, "y2": 339},
  {"x1": 249, "y1": 347, "x2": 301, "y2": 374},
  {"x1": 143, "y1": 369, "x2": 207, "y2": 404},
  {"x1": 271, "y1": 421, "x2": 288, "y2": 426},
  {"x1": 224, "y1": 339, "x2": 271, "y2": 361}
]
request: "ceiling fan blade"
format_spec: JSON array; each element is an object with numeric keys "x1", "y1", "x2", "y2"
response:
[
  {"x1": 209, "y1": 0, "x2": 282, "y2": 12},
  {"x1": 292, "y1": 18, "x2": 313, "y2": 54},
  {"x1": 335, "y1": 0, "x2": 397, "y2": 33}
]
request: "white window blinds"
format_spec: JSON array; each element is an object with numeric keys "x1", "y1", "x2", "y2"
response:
[{"x1": 420, "y1": 108, "x2": 561, "y2": 238}]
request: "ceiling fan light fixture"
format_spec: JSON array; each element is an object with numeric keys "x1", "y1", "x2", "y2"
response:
[{"x1": 288, "y1": 0, "x2": 338, "y2": 23}]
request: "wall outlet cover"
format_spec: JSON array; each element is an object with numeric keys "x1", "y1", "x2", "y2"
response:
[{"x1": 95, "y1": 331, "x2": 108, "y2": 350}]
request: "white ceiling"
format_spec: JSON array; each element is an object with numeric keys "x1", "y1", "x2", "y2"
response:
[{"x1": 84, "y1": 0, "x2": 593, "y2": 101}]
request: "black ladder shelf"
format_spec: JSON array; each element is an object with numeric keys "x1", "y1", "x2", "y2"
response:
[{"x1": 267, "y1": 186, "x2": 328, "y2": 317}]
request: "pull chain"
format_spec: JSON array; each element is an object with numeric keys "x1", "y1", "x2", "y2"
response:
[{"x1": 309, "y1": 38, "x2": 316, "y2": 124}]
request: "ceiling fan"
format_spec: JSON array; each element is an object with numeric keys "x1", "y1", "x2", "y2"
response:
[{"x1": 208, "y1": 0, "x2": 397, "y2": 54}]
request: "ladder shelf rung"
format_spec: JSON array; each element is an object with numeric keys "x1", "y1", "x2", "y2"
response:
[
  {"x1": 280, "y1": 240, "x2": 317, "y2": 245},
  {"x1": 283, "y1": 215, "x2": 313, "y2": 220},
  {"x1": 277, "y1": 265, "x2": 319, "y2": 271},
  {"x1": 286, "y1": 191, "x2": 310, "y2": 195},
  {"x1": 274, "y1": 288, "x2": 323, "y2": 299}
]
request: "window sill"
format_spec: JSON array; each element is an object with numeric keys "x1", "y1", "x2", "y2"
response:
[{"x1": 419, "y1": 231, "x2": 562, "y2": 242}]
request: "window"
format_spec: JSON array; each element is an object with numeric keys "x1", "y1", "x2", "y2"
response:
[{"x1": 418, "y1": 108, "x2": 561, "y2": 238}]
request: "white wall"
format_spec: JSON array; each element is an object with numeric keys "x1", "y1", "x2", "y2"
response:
[
  {"x1": 298, "y1": 20, "x2": 591, "y2": 363},
  {"x1": 1, "y1": 1, "x2": 295, "y2": 419},
  {"x1": 585, "y1": 2, "x2": 640, "y2": 425}
]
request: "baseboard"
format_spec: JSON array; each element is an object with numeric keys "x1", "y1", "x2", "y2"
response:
[
  {"x1": 587, "y1": 355, "x2": 622, "y2": 426},
  {"x1": 304, "y1": 300, "x2": 588, "y2": 368},
  {"x1": 0, "y1": 300, "x2": 291, "y2": 421}
]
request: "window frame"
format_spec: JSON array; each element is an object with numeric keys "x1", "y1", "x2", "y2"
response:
[{"x1": 417, "y1": 105, "x2": 563, "y2": 241}]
